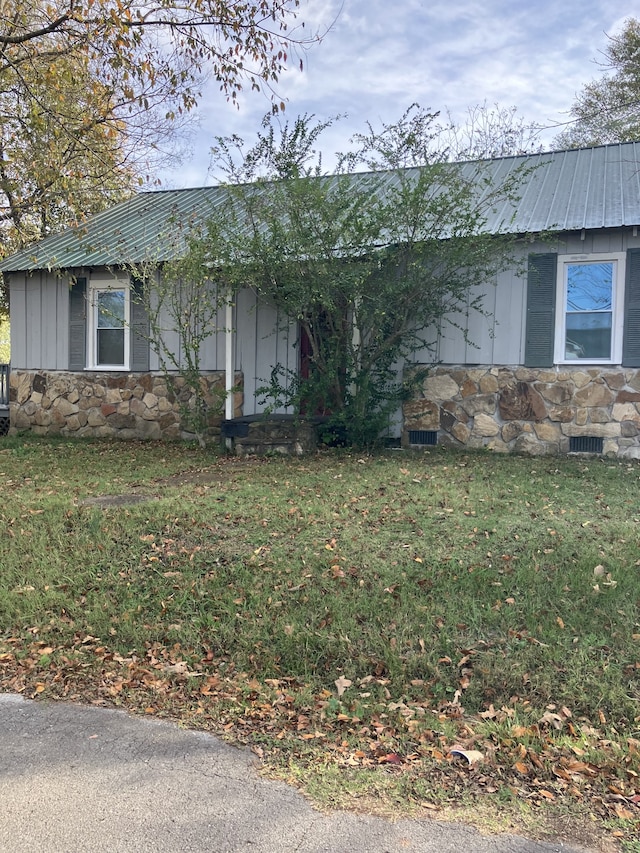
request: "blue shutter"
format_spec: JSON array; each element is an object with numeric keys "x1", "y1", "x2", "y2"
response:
[
  {"x1": 69, "y1": 277, "x2": 86, "y2": 371},
  {"x1": 130, "y1": 280, "x2": 150, "y2": 372},
  {"x1": 524, "y1": 253, "x2": 557, "y2": 367},
  {"x1": 622, "y1": 248, "x2": 640, "y2": 367}
]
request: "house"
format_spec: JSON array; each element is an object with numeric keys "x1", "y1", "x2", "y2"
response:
[{"x1": 2, "y1": 141, "x2": 640, "y2": 456}]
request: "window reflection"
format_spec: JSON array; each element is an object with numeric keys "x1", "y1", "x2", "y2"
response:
[
  {"x1": 97, "y1": 290, "x2": 125, "y2": 329},
  {"x1": 96, "y1": 289, "x2": 125, "y2": 365},
  {"x1": 564, "y1": 263, "x2": 613, "y2": 359}
]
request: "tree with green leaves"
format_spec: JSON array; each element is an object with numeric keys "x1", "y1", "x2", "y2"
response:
[
  {"x1": 181, "y1": 108, "x2": 529, "y2": 448},
  {"x1": 555, "y1": 18, "x2": 640, "y2": 148},
  {"x1": 0, "y1": 1, "x2": 319, "y2": 243},
  {"x1": 0, "y1": 0, "x2": 320, "y2": 310},
  {"x1": 0, "y1": 50, "x2": 134, "y2": 250}
]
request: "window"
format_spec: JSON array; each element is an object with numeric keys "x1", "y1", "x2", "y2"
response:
[
  {"x1": 88, "y1": 278, "x2": 130, "y2": 369},
  {"x1": 69, "y1": 275, "x2": 149, "y2": 372},
  {"x1": 554, "y1": 253, "x2": 625, "y2": 364},
  {"x1": 526, "y1": 250, "x2": 640, "y2": 370},
  {"x1": 96, "y1": 289, "x2": 126, "y2": 364}
]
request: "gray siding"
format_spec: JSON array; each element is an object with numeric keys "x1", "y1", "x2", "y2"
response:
[
  {"x1": 147, "y1": 283, "x2": 298, "y2": 414},
  {"x1": 235, "y1": 289, "x2": 298, "y2": 415},
  {"x1": 9, "y1": 268, "x2": 298, "y2": 415},
  {"x1": 415, "y1": 245, "x2": 530, "y2": 366},
  {"x1": 10, "y1": 227, "x2": 640, "y2": 407},
  {"x1": 10, "y1": 271, "x2": 70, "y2": 369},
  {"x1": 412, "y1": 228, "x2": 640, "y2": 367}
]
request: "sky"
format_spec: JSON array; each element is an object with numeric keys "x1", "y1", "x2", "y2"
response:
[{"x1": 160, "y1": 0, "x2": 631, "y2": 188}]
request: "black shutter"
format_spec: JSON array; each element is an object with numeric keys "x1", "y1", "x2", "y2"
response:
[
  {"x1": 130, "y1": 279, "x2": 150, "y2": 372},
  {"x1": 524, "y1": 253, "x2": 557, "y2": 367},
  {"x1": 622, "y1": 248, "x2": 640, "y2": 367},
  {"x1": 69, "y1": 277, "x2": 86, "y2": 370}
]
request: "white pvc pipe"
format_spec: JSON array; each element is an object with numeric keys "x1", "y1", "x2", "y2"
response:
[{"x1": 224, "y1": 295, "x2": 234, "y2": 450}]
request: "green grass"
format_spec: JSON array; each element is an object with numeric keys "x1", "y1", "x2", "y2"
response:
[{"x1": 0, "y1": 437, "x2": 639, "y2": 845}]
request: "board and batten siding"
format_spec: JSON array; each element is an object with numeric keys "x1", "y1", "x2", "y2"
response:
[
  {"x1": 146, "y1": 286, "x2": 298, "y2": 415},
  {"x1": 234, "y1": 288, "x2": 298, "y2": 415},
  {"x1": 9, "y1": 270, "x2": 70, "y2": 369},
  {"x1": 9, "y1": 269, "x2": 299, "y2": 416},
  {"x1": 10, "y1": 228, "x2": 640, "y2": 408},
  {"x1": 410, "y1": 230, "x2": 640, "y2": 368}
]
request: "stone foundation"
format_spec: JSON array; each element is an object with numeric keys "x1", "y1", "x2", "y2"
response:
[
  {"x1": 403, "y1": 366, "x2": 640, "y2": 458},
  {"x1": 225, "y1": 415, "x2": 317, "y2": 456},
  {"x1": 9, "y1": 370, "x2": 244, "y2": 441}
]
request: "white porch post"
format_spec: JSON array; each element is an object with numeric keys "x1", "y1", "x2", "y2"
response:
[{"x1": 224, "y1": 294, "x2": 234, "y2": 450}]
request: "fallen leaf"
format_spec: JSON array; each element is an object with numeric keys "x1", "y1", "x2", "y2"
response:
[
  {"x1": 539, "y1": 711, "x2": 564, "y2": 730},
  {"x1": 163, "y1": 661, "x2": 202, "y2": 677},
  {"x1": 613, "y1": 803, "x2": 634, "y2": 820},
  {"x1": 378, "y1": 752, "x2": 403, "y2": 764},
  {"x1": 335, "y1": 676, "x2": 352, "y2": 697},
  {"x1": 479, "y1": 704, "x2": 497, "y2": 719}
]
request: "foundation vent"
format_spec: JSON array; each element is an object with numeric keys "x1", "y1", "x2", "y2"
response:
[
  {"x1": 408, "y1": 430, "x2": 438, "y2": 446},
  {"x1": 569, "y1": 436, "x2": 603, "y2": 454}
]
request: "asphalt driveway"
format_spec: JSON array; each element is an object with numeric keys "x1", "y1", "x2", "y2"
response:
[{"x1": 0, "y1": 694, "x2": 593, "y2": 853}]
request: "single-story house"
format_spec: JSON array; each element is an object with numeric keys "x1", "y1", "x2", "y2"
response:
[{"x1": 2, "y1": 140, "x2": 640, "y2": 456}]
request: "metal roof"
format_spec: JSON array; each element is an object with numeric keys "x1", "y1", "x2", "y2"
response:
[{"x1": 3, "y1": 142, "x2": 640, "y2": 273}]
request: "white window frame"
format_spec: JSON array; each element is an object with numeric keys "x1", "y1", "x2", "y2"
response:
[
  {"x1": 554, "y1": 252, "x2": 626, "y2": 365},
  {"x1": 87, "y1": 276, "x2": 131, "y2": 370}
]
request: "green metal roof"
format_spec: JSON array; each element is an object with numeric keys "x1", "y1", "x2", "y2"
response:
[
  {"x1": 0, "y1": 186, "x2": 230, "y2": 272},
  {"x1": 3, "y1": 142, "x2": 640, "y2": 274}
]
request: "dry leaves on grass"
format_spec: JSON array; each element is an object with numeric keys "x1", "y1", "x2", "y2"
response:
[{"x1": 1, "y1": 634, "x2": 639, "y2": 841}]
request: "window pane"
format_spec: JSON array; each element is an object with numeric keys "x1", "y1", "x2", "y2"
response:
[
  {"x1": 564, "y1": 262, "x2": 614, "y2": 359},
  {"x1": 565, "y1": 312, "x2": 612, "y2": 359},
  {"x1": 97, "y1": 290, "x2": 125, "y2": 329},
  {"x1": 566, "y1": 263, "x2": 613, "y2": 312},
  {"x1": 97, "y1": 329, "x2": 124, "y2": 365}
]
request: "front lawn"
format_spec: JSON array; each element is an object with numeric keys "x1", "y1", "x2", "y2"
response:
[{"x1": 0, "y1": 438, "x2": 638, "y2": 848}]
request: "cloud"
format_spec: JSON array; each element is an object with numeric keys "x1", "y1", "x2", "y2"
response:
[{"x1": 160, "y1": 0, "x2": 631, "y2": 187}]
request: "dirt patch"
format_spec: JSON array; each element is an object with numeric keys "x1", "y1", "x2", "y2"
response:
[
  {"x1": 79, "y1": 459, "x2": 262, "y2": 507},
  {"x1": 80, "y1": 494, "x2": 158, "y2": 508},
  {"x1": 153, "y1": 458, "x2": 265, "y2": 489},
  {"x1": 158, "y1": 470, "x2": 226, "y2": 488}
]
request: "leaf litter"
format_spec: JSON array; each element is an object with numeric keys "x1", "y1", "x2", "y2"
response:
[{"x1": 1, "y1": 443, "x2": 639, "y2": 848}]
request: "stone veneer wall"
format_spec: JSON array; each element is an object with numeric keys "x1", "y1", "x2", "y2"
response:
[
  {"x1": 403, "y1": 366, "x2": 640, "y2": 458},
  {"x1": 9, "y1": 370, "x2": 244, "y2": 441},
  {"x1": 231, "y1": 418, "x2": 317, "y2": 456}
]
